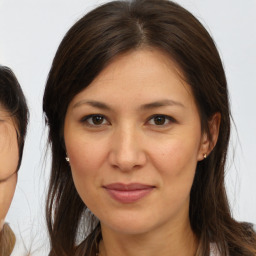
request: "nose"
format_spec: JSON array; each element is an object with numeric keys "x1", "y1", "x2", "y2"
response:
[{"x1": 108, "y1": 125, "x2": 147, "y2": 172}]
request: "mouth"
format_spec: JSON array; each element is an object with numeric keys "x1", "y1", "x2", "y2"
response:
[{"x1": 103, "y1": 183, "x2": 155, "y2": 203}]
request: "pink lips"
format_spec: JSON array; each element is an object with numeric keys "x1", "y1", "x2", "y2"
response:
[{"x1": 103, "y1": 183, "x2": 154, "y2": 203}]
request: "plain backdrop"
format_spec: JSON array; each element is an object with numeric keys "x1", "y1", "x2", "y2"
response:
[{"x1": 0, "y1": 0, "x2": 255, "y2": 255}]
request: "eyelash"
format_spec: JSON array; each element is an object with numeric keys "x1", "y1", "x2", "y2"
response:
[
  {"x1": 146, "y1": 114, "x2": 176, "y2": 127},
  {"x1": 80, "y1": 114, "x2": 176, "y2": 127},
  {"x1": 80, "y1": 114, "x2": 109, "y2": 127}
]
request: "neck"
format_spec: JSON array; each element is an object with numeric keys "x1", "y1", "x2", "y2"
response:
[{"x1": 99, "y1": 218, "x2": 198, "y2": 256}]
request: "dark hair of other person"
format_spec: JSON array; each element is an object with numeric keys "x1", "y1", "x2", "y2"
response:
[
  {"x1": 0, "y1": 65, "x2": 29, "y2": 255},
  {"x1": 43, "y1": 0, "x2": 256, "y2": 255},
  {"x1": 0, "y1": 66, "x2": 29, "y2": 169}
]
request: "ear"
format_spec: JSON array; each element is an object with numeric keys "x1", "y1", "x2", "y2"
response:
[{"x1": 197, "y1": 112, "x2": 221, "y2": 161}]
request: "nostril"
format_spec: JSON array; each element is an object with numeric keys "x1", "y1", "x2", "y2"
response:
[
  {"x1": 108, "y1": 136, "x2": 147, "y2": 171},
  {"x1": 116, "y1": 162, "x2": 139, "y2": 172}
]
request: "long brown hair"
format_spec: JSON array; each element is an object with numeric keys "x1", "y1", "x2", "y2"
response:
[{"x1": 43, "y1": 0, "x2": 256, "y2": 255}]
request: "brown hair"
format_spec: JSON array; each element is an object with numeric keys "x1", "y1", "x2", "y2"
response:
[
  {"x1": 0, "y1": 224, "x2": 16, "y2": 256},
  {"x1": 43, "y1": 0, "x2": 256, "y2": 255}
]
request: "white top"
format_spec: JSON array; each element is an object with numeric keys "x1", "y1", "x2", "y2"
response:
[{"x1": 210, "y1": 243, "x2": 221, "y2": 256}]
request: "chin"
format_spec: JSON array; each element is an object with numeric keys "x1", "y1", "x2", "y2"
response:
[
  {"x1": 100, "y1": 212, "x2": 160, "y2": 236},
  {"x1": 105, "y1": 223, "x2": 154, "y2": 236}
]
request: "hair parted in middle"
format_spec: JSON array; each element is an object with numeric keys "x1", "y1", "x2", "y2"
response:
[{"x1": 43, "y1": 0, "x2": 256, "y2": 255}]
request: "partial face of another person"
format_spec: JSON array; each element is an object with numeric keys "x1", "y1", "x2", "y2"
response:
[
  {"x1": 0, "y1": 108, "x2": 19, "y2": 230},
  {"x1": 64, "y1": 49, "x2": 213, "y2": 236}
]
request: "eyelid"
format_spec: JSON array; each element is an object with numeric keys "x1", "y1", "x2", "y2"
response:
[
  {"x1": 146, "y1": 114, "x2": 176, "y2": 126},
  {"x1": 79, "y1": 114, "x2": 176, "y2": 128},
  {"x1": 80, "y1": 114, "x2": 110, "y2": 127}
]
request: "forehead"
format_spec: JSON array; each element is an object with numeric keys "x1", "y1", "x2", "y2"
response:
[
  {"x1": 93, "y1": 48, "x2": 185, "y2": 85},
  {"x1": 69, "y1": 48, "x2": 195, "y2": 109},
  {"x1": 0, "y1": 105, "x2": 18, "y2": 130},
  {"x1": 0, "y1": 105, "x2": 11, "y2": 118}
]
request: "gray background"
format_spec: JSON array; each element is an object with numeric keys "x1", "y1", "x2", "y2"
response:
[{"x1": 0, "y1": 0, "x2": 255, "y2": 255}]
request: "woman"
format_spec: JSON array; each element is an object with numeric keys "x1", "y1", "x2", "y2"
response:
[
  {"x1": 43, "y1": 0, "x2": 256, "y2": 255},
  {"x1": 0, "y1": 66, "x2": 29, "y2": 256}
]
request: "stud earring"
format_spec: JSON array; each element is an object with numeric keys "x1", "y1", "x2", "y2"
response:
[
  {"x1": 203, "y1": 153, "x2": 207, "y2": 159},
  {"x1": 65, "y1": 156, "x2": 70, "y2": 162}
]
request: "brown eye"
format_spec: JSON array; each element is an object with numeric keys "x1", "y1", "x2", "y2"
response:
[
  {"x1": 81, "y1": 114, "x2": 109, "y2": 127},
  {"x1": 147, "y1": 115, "x2": 175, "y2": 126},
  {"x1": 153, "y1": 116, "x2": 166, "y2": 125},
  {"x1": 91, "y1": 115, "x2": 104, "y2": 125}
]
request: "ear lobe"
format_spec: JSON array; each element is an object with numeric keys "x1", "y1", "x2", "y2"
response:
[{"x1": 198, "y1": 112, "x2": 221, "y2": 161}]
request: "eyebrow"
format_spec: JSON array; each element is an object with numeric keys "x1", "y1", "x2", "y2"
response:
[
  {"x1": 73, "y1": 100, "x2": 111, "y2": 110},
  {"x1": 140, "y1": 99, "x2": 185, "y2": 110},
  {"x1": 73, "y1": 99, "x2": 185, "y2": 110}
]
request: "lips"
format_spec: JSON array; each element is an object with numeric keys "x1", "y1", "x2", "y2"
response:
[{"x1": 103, "y1": 183, "x2": 155, "y2": 203}]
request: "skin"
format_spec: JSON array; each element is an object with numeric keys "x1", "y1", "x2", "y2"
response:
[
  {"x1": 64, "y1": 49, "x2": 220, "y2": 256},
  {"x1": 0, "y1": 109, "x2": 19, "y2": 231}
]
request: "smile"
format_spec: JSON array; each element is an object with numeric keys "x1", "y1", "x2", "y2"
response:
[{"x1": 103, "y1": 183, "x2": 155, "y2": 203}]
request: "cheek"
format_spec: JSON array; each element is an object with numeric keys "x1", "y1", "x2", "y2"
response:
[
  {"x1": 150, "y1": 134, "x2": 201, "y2": 196},
  {"x1": 0, "y1": 174, "x2": 17, "y2": 223},
  {"x1": 67, "y1": 136, "x2": 105, "y2": 177},
  {"x1": 65, "y1": 134, "x2": 107, "y2": 201},
  {"x1": 152, "y1": 135, "x2": 200, "y2": 172},
  {"x1": 66, "y1": 137, "x2": 108, "y2": 212},
  {"x1": 0, "y1": 129, "x2": 19, "y2": 179}
]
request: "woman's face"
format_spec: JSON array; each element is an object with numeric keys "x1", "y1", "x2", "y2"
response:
[
  {"x1": 64, "y1": 49, "x2": 211, "y2": 235},
  {"x1": 0, "y1": 108, "x2": 19, "y2": 230}
]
